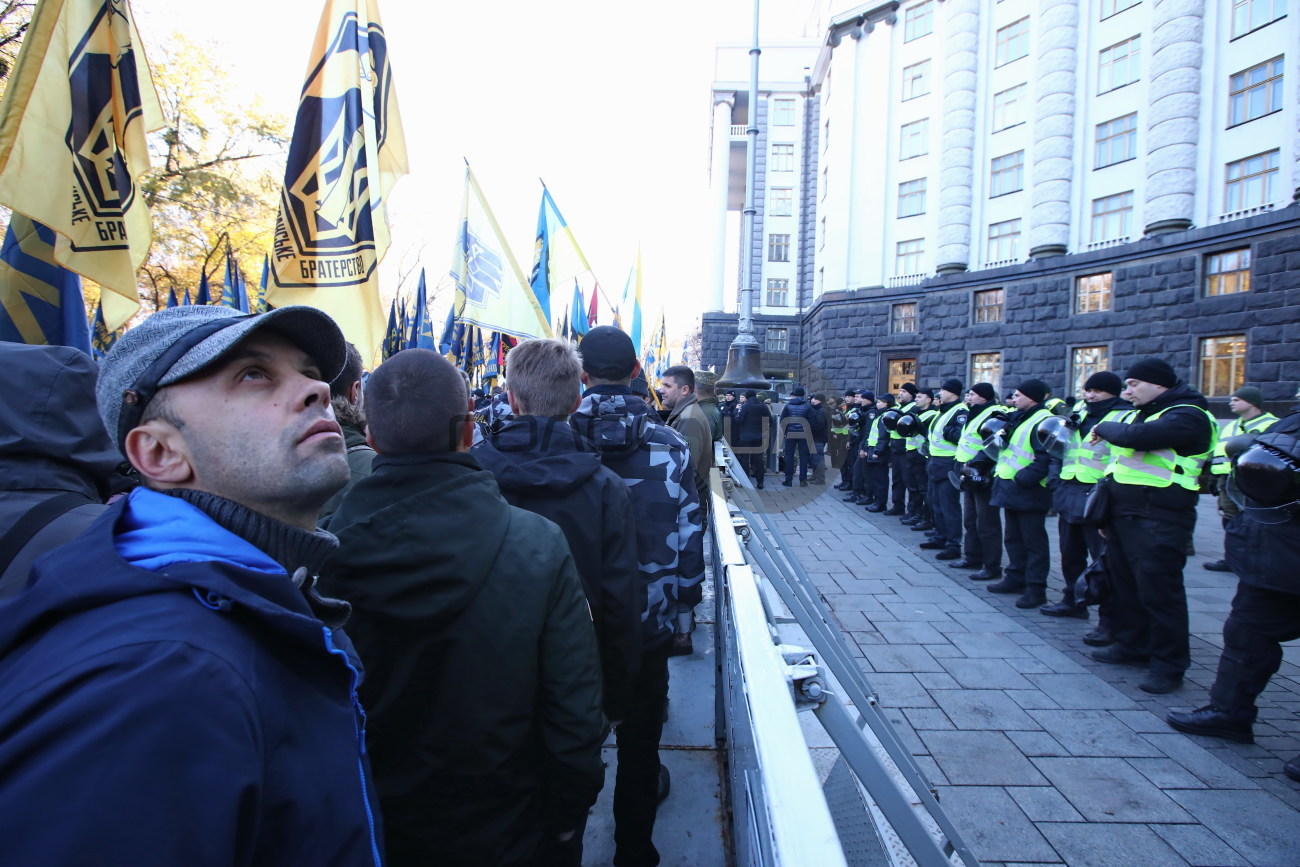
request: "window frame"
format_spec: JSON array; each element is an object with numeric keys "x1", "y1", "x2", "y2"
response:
[
  {"x1": 1231, "y1": 0, "x2": 1288, "y2": 39},
  {"x1": 1098, "y1": 35, "x2": 1141, "y2": 94},
  {"x1": 896, "y1": 238, "x2": 926, "y2": 276},
  {"x1": 1090, "y1": 191, "x2": 1134, "y2": 242},
  {"x1": 991, "y1": 84, "x2": 1028, "y2": 132},
  {"x1": 772, "y1": 98, "x2": 796, "y2": 126},
  {"x1": 770, "y1": 143, "x2": 795, "y2": 172},
  {"x1": 989, "y1": 150, "x2": 1025, "y2": 197},
  {"x1": 765, "y1": 278, "x2": 790, "y2": 307},
  {"x1": 972, "y1": 288, "x2": 1005, "y2": 324},
  {"x1": 1199, "y1": 334, "x2": 1248, "y2": 397},
  {"x1": 995, "y1": 17, "x2": 1031, "y2": 68},
  {"x1": 767, "y1": 233, "x2": 791, "y2": 263},
  {"x1": 1100, "y1": 0, "x2": 1140, "y2": 20},
  {"x1": 1224, "y1": 149, "x2": 1280, "y2": 212},
  {"x1": 766, "y1": 326, "x2": 789, "y2": 353},
  {"x1": 1075, "y1": 272, "x2": 1114, "y2": 314},
  {"x1": 904, "y1": 0, "x2": 935, "y2": 42},
  {"x1": 1203, "y1": 248, "x2": 1252, "y2": 297},
  {"x1": 898, "y1": 178, "x2": 927, "y2": 218},
  {"x1": 1228, "y1": 57, "x2": 1284, "y2": 127},
  {"x1": 987, "y1": 219, "x2": 1022, "y2": 262},
  {"x1": 769, "y1": 187, "x2": 794, "y2": 217},
  {"x1": 902, "y1": 59, "x2": 932, "y2": 101},
  {"x1": 969, "y1": 352, "x2": 1002, "y2": 394},
  {"x1": 1094, "y1": 112, "x2": 1138, "y2": 169},
  {"x1": 1070, "y1": 345, "x2": 1112, "y2": 396},
  {"x1": 891, "y1": 301, "x2": 919, "y2": 334},
  {"x1": 899, "y1": 118, "x2": 930, "y2": 160}
]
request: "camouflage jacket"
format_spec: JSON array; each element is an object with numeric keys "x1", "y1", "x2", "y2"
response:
[{"x1": 572, "y1": 386, "x2": 705, "y2": 649}]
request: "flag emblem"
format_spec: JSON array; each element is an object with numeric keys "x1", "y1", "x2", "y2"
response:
[{"x1": 458, "y1": 224, "x2": 503, "y2": 305}]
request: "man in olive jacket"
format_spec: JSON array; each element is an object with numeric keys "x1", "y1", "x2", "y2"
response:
[{"x1": 324, "y1": 349, "x2": 606, "y2": 866}]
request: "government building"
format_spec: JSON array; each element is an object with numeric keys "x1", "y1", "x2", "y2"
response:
[{"x1": 701, "y1": 0, "x2": 1299, "y2": 412}]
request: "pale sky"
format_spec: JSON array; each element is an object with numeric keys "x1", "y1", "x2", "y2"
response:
[{"x1": 132, "y1": 0, "x2": 815, "y2": 340}]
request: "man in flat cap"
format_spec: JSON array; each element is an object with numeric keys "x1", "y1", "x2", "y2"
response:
[{"x1": 0, "y1": 305, "x2": 383, "y2": 865}]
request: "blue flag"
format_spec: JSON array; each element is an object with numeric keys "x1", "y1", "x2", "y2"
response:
[
  {"x1": 91, "y1": 300, "x2": 117, "y2": 362},
  {"x1": 166, "y1": 288, "x2": 180, "y2": 309},
  {"x1": 195, "y1": 269, "x2": 212, "y2": 306},
  {"x1": 438, "y1": 305, "x2": 456, "y2": 355},
  {"x1": 221, "y1": 252, "x2": 250, "y2": 312},
  {"x1": 528, "y1": 195, "x2": 552, "y2": 323},
  {"x1": 382, "y1": 298, "x2": 401, "y2": 360},
  {"x1": 257, "y1": 255, "x2": 270, "y2": 313},
  {"x1": 410, "y1": 269, "x2": 437, "y2": 350},
  {"x1": 0, "y1": 215, "x2": 91, "y2": 354},
  {"x1": 569, "y1": 281, "x2": 588, "y2": 339}
]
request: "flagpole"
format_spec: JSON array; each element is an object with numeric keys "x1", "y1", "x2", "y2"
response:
[{"x1": 718, "y1": 0, "x2": 769, "y2": 390}]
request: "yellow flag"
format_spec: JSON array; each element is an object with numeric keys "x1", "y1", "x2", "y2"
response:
[
  {"x1": 451, "y1": 166, "x2": 551, "y2": 340},
  {"x1": 0, "y1": 0, "x2": 163, "y2": 330},
  {"x1": 268, "y1": 0, "x2": 408, "y2": 363}
]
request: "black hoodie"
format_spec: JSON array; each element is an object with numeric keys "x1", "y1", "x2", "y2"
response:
[
  {"x1": 473, "y1": 416, "x2": 641, "y2": 719},
  {"x1": 323, "y1": 451, "x2": 606, "y2": 864},
  {"x1": 0, "y1": 343, "x2": 120, "y2": 597}
]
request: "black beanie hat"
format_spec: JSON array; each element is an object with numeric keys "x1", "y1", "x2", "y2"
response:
[
  {"x1": 1084, "y1": 371, "x2": 1123, "y2": 396},
  {"x1": 791, "y1": 386, "x2": 806, "y2": 397},
  {"x1": 877, "y1": 393, "x2": 895, "y2": 406},
  {"x1": 941, "y1": 378, "x2": 964, "y2": 395},
  {"x1": 901, "y1": 382, "x2": 919, "y2": 397},
  {"x1": 861, "y1": 390, "x2": 875, "y2": 402},
  {"x1": 970, "y1": 382, "x2": 997, "y2": 403},
  {"x1": 1016, "y1": 379, "x2": 1050, "y2": 404},
  {"x1": 1125, "y1": 358, "x2": 1178, "y2": 388},
  {"x1": 844, "y1": 388, "x2": 858, "y2": 397},
  {"x1": 917, "y1": 387, "x2": 935, "y2": 398}
]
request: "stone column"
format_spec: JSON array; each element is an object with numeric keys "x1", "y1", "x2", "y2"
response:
[
  {"x1": 1029, "y1": 0, "x2": 1078, "y2": 259},
  {"x1": 937, "y1": 0, "x2": 980, "y2": 274},
  {"x1": 1145, "y1": 0, "x2": 1204, "y2": 235},
  {"x1": 709, "y1": 96, "x2": 734, "y2": 311}
]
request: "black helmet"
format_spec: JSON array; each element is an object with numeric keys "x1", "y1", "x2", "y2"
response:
[
  {"x1": 1230, "y1": 430, "x2": 1300, "y2": 517},
  {"x1": 954, "y1": 462, "x2": 992, "y2": 492},
  {"x1": 880, "y1": 409, "x2": 902, "y2": 431},
  {"x1": 895, "y1": 414, "x2": 919, "y2": 438}
]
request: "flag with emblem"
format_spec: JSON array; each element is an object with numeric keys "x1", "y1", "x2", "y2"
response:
[
  {"x1": 408, "y1": 268, "x2": 436, "y2": 350},
  {"x1": 0, "y1": 0, "x2": 164, "y2": 331},
  {"x1": 450, "y1": 165, "x2": 550, "y2": 340},
  {"x1": 90, "y1": 297, "x2": 116, "y2": 360},
  {"x1": 268, "y1": 0, "x2": 409, "y2": 364},
  {"x1": 381, "y1": 297, "x2": 400, "y2": 360},
  {"x1": 0, "y1": 214, "x2": 91, "y2": 354}
]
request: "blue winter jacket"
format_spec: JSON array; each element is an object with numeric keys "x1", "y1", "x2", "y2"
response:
[{"x1": 0, "y1": 488, "x2": 384, "y2": 866}]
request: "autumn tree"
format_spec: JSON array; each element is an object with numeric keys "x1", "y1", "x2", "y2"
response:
[{"x1": 0, "y1": 1, "x2": 34, "y2": 101}]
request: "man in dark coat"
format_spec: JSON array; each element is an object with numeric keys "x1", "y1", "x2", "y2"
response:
[
  {"x1": 0, "y1": 305, "x2": 384, "y2": 866},
  {"x1": 0, "y1": 343, "x2": 119, "y2": 598},
  {"x1": 734, "y1": 390, "x2": 770, "y2": 488},
  {"x1": 1090, "y1": 358, "x2": 1217, "y2": 695},
  {"x1": 473, "y1": 338, "x2": 641, "y2": 729},
  {"x1": 1166, "y1": 389, "x2": 1300, "y2": 781},
  {"x1": 317, "y1": 341, "x2": 375, "y2": 526},
  {"x1": 778, "y1": 386, "x2": 820, "y2": 487},
  {"x1": 809, "y1": 393, "x2": 833, "y2": 484},
  {"x1": 325, "y1": 348, "x2": 606, "y2": 866}
]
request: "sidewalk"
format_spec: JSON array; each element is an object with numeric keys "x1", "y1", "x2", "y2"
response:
[{"x1": 759, "y1": 480, "x2": 1300, "y2": 867}]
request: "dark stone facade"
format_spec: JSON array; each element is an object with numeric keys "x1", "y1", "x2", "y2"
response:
[{"x1": 701, "y1": 207, "x2": 1300, "y2": 416}]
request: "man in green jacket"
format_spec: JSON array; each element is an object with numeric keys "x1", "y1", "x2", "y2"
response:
[
  {"x1": 323, "y1": 349, "x2": 606, "y2": 866},
  {"x1": 317, "y1": 342, "x2": 375, "y2": 526}
]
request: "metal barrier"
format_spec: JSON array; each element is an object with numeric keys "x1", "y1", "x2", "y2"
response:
[{"x1": 711, "y1": 442, "x2": 980, "y2": 867}]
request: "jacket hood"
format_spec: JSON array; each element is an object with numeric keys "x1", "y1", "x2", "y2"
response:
[
  {"x1": 1142, "y1": 382, "x2": 1209, "y2": 416},
  {"x1": 573, "y1": 388, "x2": 658, "y2": 461},
  {"x1": 0, "y1": 343, "x2": 119, "y2": 496},
  {"x1": 473, "y1": 416, "x2": 602, "y2": 497},
  {"x1": 325, "y1": 452, "x2": 509, "y2": 624},
  {"x1": 786, "y1": 396, "x2": 808, "y2": 407}
]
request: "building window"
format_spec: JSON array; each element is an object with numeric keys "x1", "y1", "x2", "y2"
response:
[
  {"x1": 770, "y1": 143, "x2": 795, "y2": 172},
  {"x1": 996, "y1": 17, "x2": 1030, "y2": 67},
  {"x1": 896, "y1": 239, "x2": 925, "y2": 275},
  {"x1": 970, "y1": 352, "x2": 1002, "y2": 392},
  {"x1": 766, "y1": 327, "x2": 789, "y2": 353},
  {"x1": 1225, "y1": 150, "x2": 1280, "y2": 212},
  {"x1": 990, "y1": 151, "x2": 1024, "y2": 197},
  {"x1": 904, "y1": 1, "x2": 934, "y2": 42},
  {"x1": 767, "y1": 233, "x2": 790, "y2": 262},
  {"x1": 1090, "y1": 191, "x2": 1134, "y2": 242},
  {"x1": 898, "y1": 178, "x2": 927, "y2": 217},
  {"x1": 1200, "y1": 335, "x2": 1247, "y2": 396},
  {"x1": 900, "y1": 118, "x2": 929, "y2": 159},
  {"x1": 987, "y1": 219, "x2": 1021, "y2": 262},
  {"x1": 1229, "y1": 57, "x2": 1284, "y2": 127},
  {"x1": 1071, "y1": 346, "x2": 1111, "y2": 396},
  {"x1": 769, "y1": 187, "x2": 794, "y2": 217},
  {"x1": 1076, "y1": 273, "x2": 1113, "y2": 314},
  {"x1": 1095, "y1": 113, "x2": 1138, "y2": 168},
  {"x1": 1100, "y1": 0, "x2": 1140, "y2": 19},
  {"x1": 902, "y1": 60, "x2": 932, "y2": 100},
  {"x1": 888, "y1": 358, "x2": 918, "y2": 393},
  {"x1": 766, "y1": 279, "x2": 790, "y2": 307},
  {"x1": 1205, "y1": 248, "x2": 1252, "y2": 296},
  {"x1": 1098, "y1": 36, "x2": 1141, "y2": 93},
  {"x1": 1232, "y1": 0, "x2": 1287, "y2": 38},
  {"x1": 772, "y1": 98, "x2": 796, "y2": 126},
  {"x1": 973, "y1": 288, "x2": 1005, "y2": 324},
  {"x1": 891, "y1": 302, "x2": 918, "y2": 333},
  {"x1": 992, "y1": 84, "x2": 1027, "y2": 132}
]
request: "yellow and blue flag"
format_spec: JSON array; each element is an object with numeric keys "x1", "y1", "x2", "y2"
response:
[
  {"x1": 220, "y1": 251, "x2": 250, "y2": 312},
  {"x1": 620, "y1": 247, "x2": 643, "y2": 350},
  {"x1": 483, "y1": 331, "x2": 501, "y2": 383},
  {"x1": 408, "y1": 268, "x2": 436, "y2": 350},
  {"x1": 269, "y1": 0, "x2": 408, "y2": 364},
  {"x1": 256, "y1": 254, "x2": 270, "y2": 313},
  {"x1": 0, "y1": 0, "x2": 164, "y2": 331},
  {"x1": 450, "y1": 165, "x2": 550, "y2": 341},
  {"x1": 569, "y1": 281, "x2": 588, "y2": 340},
  {"x1": 0, "y1": 214, "x2": 91, "y2": 354},
  {"x1": 90, "y1": 298, "x2": 116, "y2": 360}
]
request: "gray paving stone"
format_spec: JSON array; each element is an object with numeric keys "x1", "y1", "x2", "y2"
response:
[
  {"x1": 863, "y1": 672, "x2": 938, "y2": 708},
  {"x1": 932, "y1": 689, "x2": 1039, "y2": 731},
  {"x1": 1026, "y1": 710, "x2": 1166, "y2": 758},
  {"x1": 1004, "y1": 656, "x2": 1056, "y2": 674},
  {"x1": 893, "y1": 585, "x2": 960, "y2": 604},
  {"x1": 1140, "y1": 734, "x2": 1259, "y2": 789},
  {"x1": 948, "y1": 631, "x2": 1032, "y2": 659},
  {"x1": 1032, "y1": 757, "x2": 1195, "y2": 822},
  {"x1": 1026, "y1": 673, "x2": 1141, "y2": 710},
  {"x1": 1025, "y1": 643, "x2": 1090, "y2": 673},
  {"x1": 831, "y1": 593, "x2": 890, "y2": 612},
  {"x1": 952, "y1": 612, "x2": 1023, "y2": 632},
  {"x1": 1006, "y1": 730, "x2": 1070, "y2": 757},
  {"x1": 1007, "y1": 786, "x2": 1085, "y2": 822},
  {"x1": 859, "y1": 643, "x2": 944, "y2": 673},
  {"x1": 940, "y1": 658, "x2": 1035, "y2": 690},
  {"x1": 1150, "y1": 824, "x2": 1250, "y2": 867},
  {"x1": 925, "y1": 642, "x2": 966, "y2": 659},
  {"x1": 912, "y1": 753, "x2": 950, "y2": 787},
  {"x1": 914, "y1": 671, "x2": 961, "y2": 690},
  {"x1": 902, "y1": 707, "x2": 954, "y2": 731},
  {"x1": 881, "y1": 601, "x2": 959, "y2": 622},
  {"x1": 1037, "y1": 822, "x2": 1188, "y2": 867},
  {"x1": 918, "y1": 731, "x2": 1048, "y2": 785},
  {"x1": 936, "y1": 786, "x2": 1059, "y2": 864},
  {"x1": 1125, "y1": 757, "x2": 1208, "y2": 789},
  {"x1": 1004, "y1": 689, "x2": 1062, "y2": 710},
  {"x1": 1111, "y1": 708, "x2": 1176, "y2": 734},
  {"x1": 1168, "y1": 789, "x2": 1300, "y2": 866},
  {"x1": 874, "y1": 621, "x2": 951, "y2": 644}
]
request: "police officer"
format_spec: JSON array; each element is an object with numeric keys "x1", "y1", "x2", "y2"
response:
[
  {"x1": 844, "y1": 392, "x2": 878, "y2": 505},
  {"x1": 885, "y1": 384, "x2": 918, "y2": 516},
  {"x1": 902, "y1": 389, "x2": 939, "y2": 529},
  {"x1": 952, "y1": 383, "x2": 1004, "y2": 579},
  {"x1": 924, "y1": 380, "x2": 969, "y2": 561},
  {"x1": 1040, "y1": 372, "x2": 1130, "y2": 635},
  {"x1": 1090, "y1": 358, "x2": 1217, "y2": 695},
  {"x1": 1166, "y1": 384, "x2": 1300, "y2": 783},
  {"x1": 863, "y1": 394, "x2": 895, "y2": 512},
  {"x1": 987, "y1": 380, "x2": 1056, "y2": 608},
  {"x1": 830, "y1": 390, "x2": 856, "y2": 485},
  {"x1": 1203, "y1": 385, "x2": 1278, "y2": 572}
]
